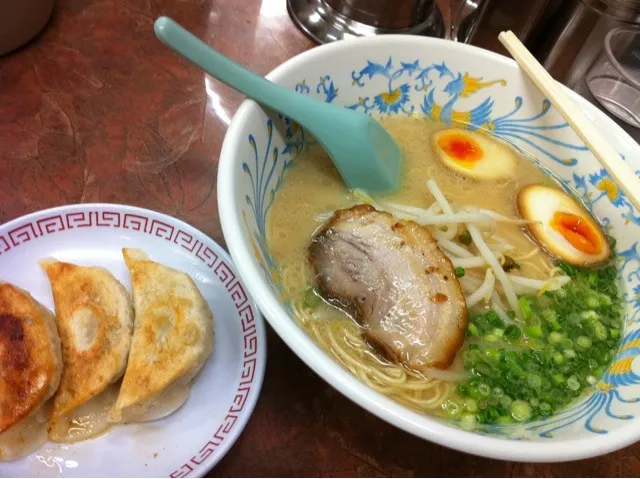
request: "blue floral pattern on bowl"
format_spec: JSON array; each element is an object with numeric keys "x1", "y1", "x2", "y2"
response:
[{"x1": 239, "y1": 57, "x2": 640, "y2": 440}]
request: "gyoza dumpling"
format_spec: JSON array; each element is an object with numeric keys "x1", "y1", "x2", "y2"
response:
[
  {"x1": 109, "y1": 248, "x2": 214, "y2": 423},
  {"x1": 40, "y1": 260, "x2": 133, "y2": 443},
  {"x1": 0, "y1": 282, "x2": 62, "y2": 461}
]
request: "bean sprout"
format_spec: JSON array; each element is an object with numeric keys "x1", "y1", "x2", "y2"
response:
[
  {"x1": 335, "y1": 180, "x2": 570, "y2": 323},
  {"x1": 466, "y1": 269, "x2": 496, "y2": 308}
]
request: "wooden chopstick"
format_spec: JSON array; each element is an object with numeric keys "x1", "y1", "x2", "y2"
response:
[{"x1": 498, "y1": 30, "x2": 640, "y2": 213}]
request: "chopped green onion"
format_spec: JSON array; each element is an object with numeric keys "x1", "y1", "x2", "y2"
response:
[
  {"x1": 576, "y1": 336, "x2": 592, "y2": 350},
  {"x1": 303, "y1": 286, "x2": 321, "y2": 308},
  {"x1": 609, "y1": 319, "x2": 623, "y2": 329},
  {"x1": 504, "y1": 325, "x2": 521, "y2": 341},
  {"x1": 454, "y1": 258, "x2": 623, "y2": 426},
  {"x1": 464, "y1": 398, "x2": 478, "y2": 413},
  {"x1": 527, "y1": 373, "x2": 542, "y2": 389},
  {"x1": 492, "y1": 328, "x2": 505, "y2": 339},
  {"x1": 502, "y1": 255, "x2": 520, "y2": 272},
  {"x1": 567, "y1": 375, "x2": 580, "y2": 391},
  {"x1": 548, "y1": 331, "x2": 563, "y2": 344},
  {"x1": 519, "y1": 297, "x2": 534, "y2": 320},
  {"x1": 593, "y1": 322, "x2": 608, "y2": 340},
  {"x1": 500, "y1": 396, "x2": 513, "y2": 409},
  {"x1": 558, "y1": 262, "x2": 577, "y2": 277},
  {"x1": 442, "y1": 400, "x2": 462, "y2": 419},
  {"x1": 467, "y1": 385, "x2": 481, "y2": 399},
  {"x1": 510, "y1": 400, "x2": 532, "y2": 421},
  {"x1": 581, "y1": 310, "x2": 599, "y2": 321},
  {"x1": 599, "y1": 294, "x2": 613, "y2": 306},
  {"x1": 467, "y1": 323, "x2": 480, "y2": 337},
  {"x1": 542, "y1": 309, "x2": 557, "y2": 323},
  {"x1": 477, "y1": 383, "x2": 491, "y2": 397},
  {"x1": 585, "y1": 296, "x2": 600, "y2": 308},
  {"x1": 458, "y1": 230, "x2": 472, "y2": 245},
  {"x1": 457, "y1": 383, "x2": 469, "y2": 396},
  {"x1": 460, "y1": 413, "x2": 476, "y2": 429},
  {"x1": 539, "y1": 402, "x2": 552, "y2": 415},
  {"x1": 455, "y1": 266, "x2": 465, "y2": 277},
  {"x1": 486, "y1": 311, "x2": 504, "y2": 327},
  {"x1": 525, "y1": 324, "x2": 543, "y2": 338},
  {"x1": 486, "y1": 407, "x2": 500, "y2": 422},
  {"x1": 485, "y1": 348, "x2": 501, "y2": 362}
]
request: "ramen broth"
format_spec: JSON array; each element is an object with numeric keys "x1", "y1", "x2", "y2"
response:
[
  {"x1": 266, "y1": 116, "x2": 622, "y2": 425},
  {"x1": 269, "y1": 118, "x2": 551, "y2": 297}
]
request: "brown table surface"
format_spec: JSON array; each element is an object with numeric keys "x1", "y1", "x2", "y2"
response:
[{"x1": 1, "y1": 0, "x2": 639, "y2": 476}]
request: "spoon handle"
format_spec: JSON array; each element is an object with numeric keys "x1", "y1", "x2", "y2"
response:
[{"x1": 154, "y1": 17, "x2": 325, "y2": 127}]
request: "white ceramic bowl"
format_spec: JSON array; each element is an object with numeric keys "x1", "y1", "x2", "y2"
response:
[{"x1": 218, "y1": 36, "x2": 640, "y2": 462}]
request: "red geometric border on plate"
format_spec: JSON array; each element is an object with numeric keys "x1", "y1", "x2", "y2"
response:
[{"x1": 0, "y1": 210, "x2": 258, "y2": 478}]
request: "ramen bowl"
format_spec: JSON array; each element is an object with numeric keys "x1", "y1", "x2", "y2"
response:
[{"x1": 217, "y1": 35, "x2": 640, "y2": 462}]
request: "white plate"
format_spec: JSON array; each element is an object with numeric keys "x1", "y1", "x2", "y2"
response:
[{"x1": 0, "y1": 204, "x2": 266, "y2": 478}]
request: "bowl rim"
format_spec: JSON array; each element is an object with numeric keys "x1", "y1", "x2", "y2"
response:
[{"x1": 218, "y1": 34, "x2": 640, "y2": 462}]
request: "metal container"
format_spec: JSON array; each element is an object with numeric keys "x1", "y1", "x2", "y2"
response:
[
  {"x1": 287, "y1": 0, "x2": 445, "y2": 43},
  {"x1": 584, "y1": 26, "x2": 640, "y2": 130},
  {"x1": 531, "y1": 0, "x2": 640, "y2": 141},
  {"x1": 0, "y1": 0, "x2": 55, "y2": 56},
  {"x1": 452, "y1": 0, "x2": 564, "y2": 50},
  {"x1": 533, "y1": 0, "x2": 640, "y2": 87}
]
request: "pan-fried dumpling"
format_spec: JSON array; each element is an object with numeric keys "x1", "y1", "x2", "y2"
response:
[
  {"x1": 40, "y1": 260, "x2": 133, "y2": 443},
  {"x1": 0, "y1": 282, "x2": 62, "y2": 461},
  {"x1": 110, "y1": 248, "x2": 214, "y2": 423}
]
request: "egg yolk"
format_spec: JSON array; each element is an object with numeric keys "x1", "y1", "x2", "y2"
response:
[
  {"x1": 550, "y1": 212, "x2": 602, "y2": 255},
  {"x1": 437, "y1": 133, "x2": 483, "y2": 167}
]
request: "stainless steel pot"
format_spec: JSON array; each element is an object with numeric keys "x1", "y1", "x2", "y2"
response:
[
  {"x1": 287, "y1": 0, "x2": 445, "y2": 43},
  {"x1": 533, "y1": 0, "x2": 640, "y2": 87},
  {"x1": 0, "y1": 0, "x2": 55, "y2": 56}
]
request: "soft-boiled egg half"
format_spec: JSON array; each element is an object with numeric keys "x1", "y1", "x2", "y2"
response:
[
  {"x1": 431, "y1": 128, "x2": 516, "y2": 180},
  {"x1": 517, "y1": 184, "x2": 610, "y2": 266}
]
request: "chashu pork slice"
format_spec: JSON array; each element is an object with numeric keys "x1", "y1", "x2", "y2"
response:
[{"x1": 309, "y1": 205, "x2": 467, "y2": 371}]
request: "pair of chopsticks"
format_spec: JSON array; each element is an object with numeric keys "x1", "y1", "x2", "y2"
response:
[{"x1": 498, "y1": 31, "x2": 640, "y2": 213}]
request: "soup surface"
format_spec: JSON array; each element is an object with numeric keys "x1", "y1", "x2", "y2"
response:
[{"x1": 266, "y1": 117, "x2": 622, "y2": 427}]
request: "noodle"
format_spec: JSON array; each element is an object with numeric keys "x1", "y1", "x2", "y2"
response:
[
  {"x1": 266, "y1": 117, "x2": 561, "y2": 420},
  {"x1": 512, "y1": 246, "x2": 541, "y2": 261},
  {"x1": 489, "y1": 244, "x2": 515, "y2": 253},
  {"x1": 299, "y1": 306, "x2": 450, "y2": 411}
]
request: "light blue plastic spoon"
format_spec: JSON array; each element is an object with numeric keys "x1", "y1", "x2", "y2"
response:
[{"x1": 154, "y1": 16, "x2": 401, "y2": 193}]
